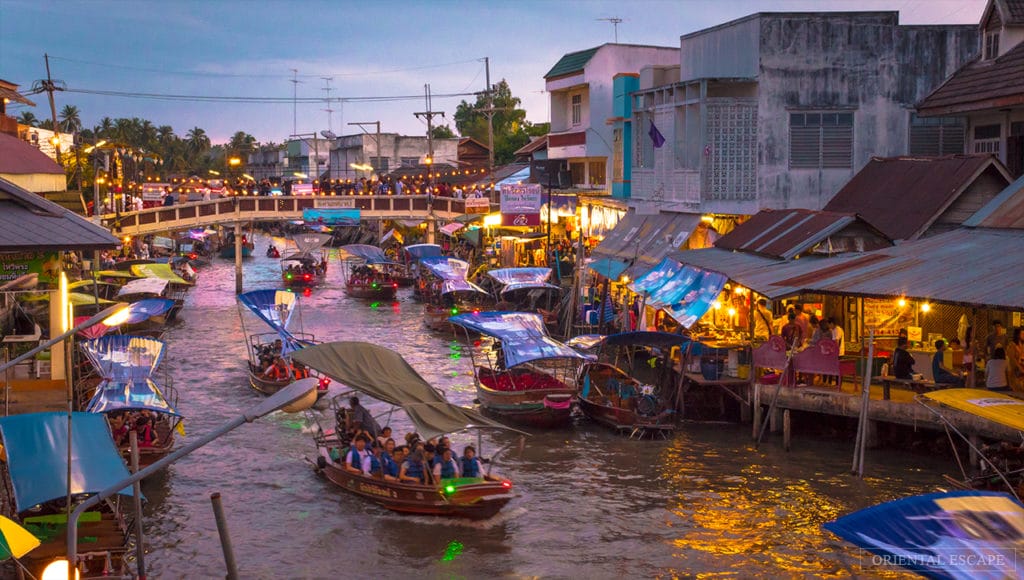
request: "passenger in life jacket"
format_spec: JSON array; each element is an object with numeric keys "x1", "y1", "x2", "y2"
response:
[
  {"x1": 262, "y1": 357, "x2": 290, "y2": 381},
  {"x1": 135, "y1": 416, "x2": 158, "y2": 447},
  {"x1": 399, "y1": 449, "x2": 427, "y2": 484},
  {"x1": 380, "y1": 438, "x2": 400, "y2": 481},
  {"x1": 433, "y1": 448, "x2": 461, "y2": 481},
  {"x1": 461, "y1": 445, "x2": 482, "y2": 478},
  {"x1": 345, "y1": 435, "x2": 370, "y2": 475},
  {"x1": 292, "y1": 362, "x2": 309, "y2": 379},
  {"x1": 362, "y1": 443, "x2": 383, "y2": 476}
]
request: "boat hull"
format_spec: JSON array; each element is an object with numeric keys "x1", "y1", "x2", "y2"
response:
[
  {"x1": 579, "y1": 363, "x2": 676, "y2": 436},
  {"x1": 313, "y1": 446, "x2": 513, "y2": 519},
  {"x1": 476, "y1": 367, "x2": 575, "y2": 428},
  {"x1": 578, "y1": 397, "x2": 675, "y2": 435},
  {"x1": 283, "y1": 273, "x2": 326, "y2": 288},
  {"x1": 220, "y1": 244, "x2": 254, "y2": 259},
  {"x1": 345, "y1": 283, "x2": 398, "y2": 300},
  {"x1": 248, "y1": 367, "x2": 329, "y2": 403}
]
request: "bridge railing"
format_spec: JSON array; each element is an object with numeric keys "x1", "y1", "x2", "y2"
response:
[{"x1": 101, "y1": 195, "x2": 496, "y2": 233}]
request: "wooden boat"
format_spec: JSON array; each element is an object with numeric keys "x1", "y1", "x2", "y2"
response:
[
  {"x1": 219, "y1": 231, "x2": 254, "y2": 258},
  {"x1": 294, "y1": 341, "x2": 523, "y2": 519},
  {"x1": 485, "y1": 267, "x2": 564, "y2": 328},
  {"x1": 420, "y1": 257, "x2": 494, "y2": 333},
  {"x1": 339, "y1": 245, "x2": 400, "y2": 300},
  {"x1": 451, "y1": 311, "x2": 588, "y2": 428},
  {"x1": 404, "y1": 244, "x2": 443, "y2": 300},
  {"x1": 238, "y1": 290, "x2": 329, "y2": 401},
  {"x1": 116, "y1": 277, "x2": 184, "y2": 321},
  {"x1": 0, "y1": 412, "x2": 134, "y2": 577},
  {"x1": 281, "y1": 232, "x2": 332, "y2": 289},
  {"x1": 575, "y1": 332, "x2": 691, "y2": 438},
  {"x1": 79, "y1": 335, "x2": 183, "y2": 467}
]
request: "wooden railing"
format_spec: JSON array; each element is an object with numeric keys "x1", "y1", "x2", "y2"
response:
[{"x1": 101, "y1": 195, "x2": 496, "y2": 235}]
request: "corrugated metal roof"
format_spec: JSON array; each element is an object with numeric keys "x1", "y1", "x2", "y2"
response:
[
  {"x1": 714, "y1": 209, "x2": 864, "y2": 259},
  {"x1": 963, "y1": 172, "x2": 1024, "y2": 229},
  {"x1": 1006, "y1": 0, "x2": 1024, "y2": 22},
  {"x1": 916, "y1": 40, "x2": 1024, "y2": 115},
  {"x1": 593, "y1": 211, "x2": 702, "y2": 278},
  {"x1": 0, "y1": 177, "x2": 120, "y2": 251},
  {"x1": 544, "y1": 47, "x2": 600, "y2": 79},
  {"x1": 823, "y1": 155, "x2": 1000, "y2": 240},
  {"x1": 668, "y1": 247, "x2": 781, "y2": 286},
  {"x1": 0, "y1": 132, "x2": 64, "y2": 175},
  {"x1": 764, "y1": 228, "x2": 1024, "y2": 309}
]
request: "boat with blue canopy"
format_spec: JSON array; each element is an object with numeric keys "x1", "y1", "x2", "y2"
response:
[
  {"x1": 0, "y1": 412, "x2": 136, "y2": 577},
  {"x1": 79, "y1": 335, "x2": 182, "y2": 466},
  {"x1": 575, "y1": 331, "x2": 698, "y2": 438},
  {"x1": 419, "y1": 257, "x2": 494, "y2": 333},
  {"x1": 825, "y1": 490, "x2": 1024, "y2": 579},
  {"x1": 292, "y1": 341, "x2": 522, "y2": 519},
  {"x1": 450, "y1": 311, "x2": 588, "y2": 428},
  {"x1": 405, "y1": 244, "x2": 444, "y2": 299},
  {"x1": 483, "y1": 268, "x2": 563, "y2": 323},
  {"x1": 339, "y1": 244, "x2": 400, "y2": 300},
  {"x1": 237, "y1": 289, "x2": 328, "y2": 398}
]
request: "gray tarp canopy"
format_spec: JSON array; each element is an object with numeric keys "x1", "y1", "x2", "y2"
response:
[{"x1": 291, "y1": 341, "x2": 525, "y2": 439}]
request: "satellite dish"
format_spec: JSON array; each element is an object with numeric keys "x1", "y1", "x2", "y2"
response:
[{"x1": 320, "y1": 130, "x2": 337, "y2": 140}]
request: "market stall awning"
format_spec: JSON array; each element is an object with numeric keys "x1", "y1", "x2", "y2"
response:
[
  {"x1": 380, "y1": 228, "x2": 403, "y2": 245},
  {"x1": 80, "y1": 335, "x2": 165, "y2": 382},
  {"x1": 629, "y1": 257, "x2": 728, "y2": 328},
  {"x1": 439, "y1": 222, "x2": 464, "y2": 237},
  {"x1": 590, "y1": 211, "x2": 702, "y2": 278},
  {"x1": 86, "y1": 378, "x2": 180, "y2": 416},
  {"x1": 0, "y1": 412, "x2": 136, "y2": 513},
  {"x1": 404, "y1": 243, "x2": 443, "y2": 260},
  {"x1": 449, "y1": 312, "x2": 588, "y2": 367},
  {"x1": 486, "y1": 268, "x2": 560, "y2": 294}
]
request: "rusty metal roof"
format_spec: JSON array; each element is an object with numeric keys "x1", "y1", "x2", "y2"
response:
[
  {"x1": 782, "y1": 228, "x2": 1024, "y2": 309},
  {"x1": 964, "y1": 172, "x2": 1024, "y2": 229},
  {"x1": 594, "y1": 211, "x2": 703, "y2": 277},
  {"x1": 713, "y1": 208, "x2": 888, "y2": 259},
  {"x1": 0, "y1": 177, "x2": 120, "y2": 251},
  {"x1": 916, "y1": 40, "x2": 1024, "y2": 116},
  {"x1": 823, "y1": 155, "x2": 1004, "y2": 241},
  {"x1": 0, "y1": 132, "x2": 64, "y2": 175}
]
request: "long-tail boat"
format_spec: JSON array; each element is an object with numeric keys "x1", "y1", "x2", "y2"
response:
[
  {"x1": 419, "y1": 257, "x2": 494, "y2": 332},
  {"x1": 339, "y1": 244, "x2": 399, "y2": 300},
  {"x1": 293, "y1": 341, "x2": 523, "y2": 519}
]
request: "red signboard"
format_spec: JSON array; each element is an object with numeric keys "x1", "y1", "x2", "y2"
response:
[{"x1": 501, "y1": 213, "x2": 541, "y2": 227}]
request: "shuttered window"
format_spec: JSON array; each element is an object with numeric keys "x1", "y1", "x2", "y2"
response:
[
  {"x1": 909, "y1": 114, "x2": 965, "y2": 156},
  {"x1": 789, "y1": 112, "x2": 853, "y2": 169}
]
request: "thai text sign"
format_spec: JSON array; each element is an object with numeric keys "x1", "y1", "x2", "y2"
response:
[
  {"x1": 314, "y1": 198, "x2": 355, "y2": 209},
  {"x1": 463, "y1": 197, "x2": 490, "y2": 212},
  {"x1": 0, "y1": 252, "x2": 60, "y2": 283},
  {"x1": 500, "y1": 184, "x2": 542, "y2": 226}
]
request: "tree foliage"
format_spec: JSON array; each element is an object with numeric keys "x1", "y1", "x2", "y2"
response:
[
  {"x1": 430, "y1": 125, "x2": 455, "y2": 139},
  {"x1": 453, "y1": 80, "x2": 544, "y2": 164}
]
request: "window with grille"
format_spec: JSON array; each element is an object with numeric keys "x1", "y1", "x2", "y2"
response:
[
  {"x1": 985, "y1": 32, "x2": 1000, "y2": 60},
  {"x1": 909, "y1": 114, "x2": 965, "y2": 156},
  {"x1": 371, "y1": 157, "x2": 389, "y2": 172},
  {"x1": 789, "y1": 112, "x2": 854, "y2": 169},
  {"x1": 612, "y1": 129, "x2": 623, "y2": 181},
  {"x1": 400, "y1": 156, "x2": 419, "y2": 167},
  {"x1": 569, "y1": 162, "x2": 585, "y2": 185},
  {"x1": 973, "y1": 124, "x2": 1001, "y2": 154},
  {"x1": 571, "y1": 94, "x2": 582, "y2": 126},
  {"x1": 588, "y1": 160, "x2": 606, "y2": 185}
]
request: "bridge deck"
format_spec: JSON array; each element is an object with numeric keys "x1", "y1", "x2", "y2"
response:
[{"x1": 102, "y1": 195, "x2": 496, "y2": 235}]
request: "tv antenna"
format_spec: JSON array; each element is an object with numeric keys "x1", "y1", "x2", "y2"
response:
[
  {"x1": 321, "y1": 77, "x2": 334, "y2": 133},
  {"x1": 597, "y1": 17, "x2": 623, "y2": 42}
]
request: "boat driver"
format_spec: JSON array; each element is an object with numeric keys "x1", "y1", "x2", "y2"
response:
[{"x1": 346, "y1": 396, "x2": 382, "y2": 439}]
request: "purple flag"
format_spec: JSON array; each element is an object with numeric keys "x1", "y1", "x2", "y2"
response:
[{"x1": 648, "y1": 121, "x2": 665, "y2": 148}]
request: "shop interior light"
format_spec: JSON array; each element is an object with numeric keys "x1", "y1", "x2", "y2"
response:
[
  {"x1": 921, "y1": 303, "x2": 931, "y2": 313},
  {"x1": 712, "y1": 300, "x2": 722, "y2": 310},
  {"x1": 897, "y1": 298, "x2": 907, "y2": 308}
]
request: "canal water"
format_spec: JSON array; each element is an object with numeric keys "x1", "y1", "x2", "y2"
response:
[{"x1": 142, "y1": 235, "x2": 949, "y2": 578}]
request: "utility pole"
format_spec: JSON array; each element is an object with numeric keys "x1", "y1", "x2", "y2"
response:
[
  {"x1": 290, "y1": 69, "x2": 300, "y2": 136},
  {"x1": 321, "y1": 77, "x2": 334, "y2": 133},
  {"x1": 41, "y1": 54, "x2": 65, "y2": 164},
  {"x1": 473, "y1": 58, "x2": 510, "y2": 193},
  {"x1": 414, "y1": 84, "x2": 444, "y2": 243},
  {"x1": 348, "y1": 121, "x2": 381, "y2": 174}
]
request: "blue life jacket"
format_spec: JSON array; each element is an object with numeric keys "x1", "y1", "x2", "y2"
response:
[
  {"x1": 404, "y1": 460, "x2": 424, "y2": 481},
  {"x1": 367, "y1": 453, "x2": 381, "y2": 474},
  {"x1": 381, "y1": 453, "x2": 399, "y2": 477},
  {"x1": 439, "y1": 458, "x2": 457, "y2": 479},
  {"x1": 347, "y1": 448, "x2": 366, "y2": 471},
  {"x1": 461, "y1": 456, "x2": 481, "y2": 478}
]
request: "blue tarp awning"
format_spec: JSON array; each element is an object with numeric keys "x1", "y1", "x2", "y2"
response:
[
  {"x1": 629, "y1": 257, "x2": 727, "y2": 329},
  {"x1": 87, "y1": 378, "x2": 180, "y2": 416},
  {"x1": 238, "y1": 289, "x2": 297, "y2": 333},
  {"x1": 486, "y1": 268, "x2": 560, "y2": 295},
  {"x1": 404, "y1": 244, "x2": 443, "y2": 260},
  {"x1": 588, "y1": 257, "x2": 629, "y2": 280},
  {"x1": 340, "y1": 244, "x2": 392, "y2": 264},
  {"x1": 0, "y1": 412, "x2": 137, "y2": 513},
  {"x1": 118, "y1": 298, "x2": 175, "y2": 325},
  {"x1": 825, "y1": 490, "x2": 1024, "y2": 579},
  {"x1": 80, "y1": 335, "x2": 166, "y2": 382},
  {"x1": 449, "y1": 311, "x2": 588, "y2": 367},
  {"x1": 421, "y1": 257, "x2": 489, "y2": 296}
]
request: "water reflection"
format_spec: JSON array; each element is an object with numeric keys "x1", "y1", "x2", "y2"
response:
[{"x1": 139, "y1": 234, "x2": 948, "y2": 578}]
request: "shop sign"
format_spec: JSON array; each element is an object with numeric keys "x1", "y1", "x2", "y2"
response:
[
  {"x1": 464, "y1": 197, "x2": 490, "y2": 212},
  {"x1": 500, "y1": 184, "x2": 542, "y2": 226},
  {"x1": 0, "y1": 252, "x2": 61, "y2": 284},
  {"x1": 314, "y1": 198, "x2": 355, "y2": 209}
]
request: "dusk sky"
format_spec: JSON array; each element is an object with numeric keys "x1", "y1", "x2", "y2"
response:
[{"x1": 1, "y1": 0, "x2": 986, "y2": 144}]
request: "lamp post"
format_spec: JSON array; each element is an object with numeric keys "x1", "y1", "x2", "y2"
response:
[{"x1": 65, "y1": 377, "x2": 320, "y2": 578}]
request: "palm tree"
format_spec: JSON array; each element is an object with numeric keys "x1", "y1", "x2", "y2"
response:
[
  {"x1": 17, "y1": 111, "x2": 38, "y2": 127},
  {"x1": 59, "y1": 105, "x2": 82, "y2": 133},
  {"x1": 95, "y1": 117, "x2": 114, "y2": 138},
  {"x1": 186, "y1": 127, "x2": 211, "y2": 157}
]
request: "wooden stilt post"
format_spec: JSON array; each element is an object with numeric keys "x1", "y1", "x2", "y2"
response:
[
  {"x1": 783, "y1": 409, "x2": 791, "y2": 451},
  {"x1": 752, "y1": 383, "x2": 762, "y2": 440},
  {"x1": 234, "y1": 222, "x2": 243, "y2": 294}
]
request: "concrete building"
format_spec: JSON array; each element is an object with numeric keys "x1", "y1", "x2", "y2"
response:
[
  {"x1": 917, "y1": 0, "x2": 1024, "y2": 177},
  {"x1": 544, "y1": 44, "x2": 680, "y2": 196},
  {"x1": 327, "y1": 133, "x2": 458, "y2": 181},
  {"x1": 286, "y1": 137, "x2": 331, "y2": 179},
  {"x1": 246, "y1": 146, "x2": 286, "y2": 181},
  {"x1": 629, "y1": 12, "x2": 978, "y2": 214}
]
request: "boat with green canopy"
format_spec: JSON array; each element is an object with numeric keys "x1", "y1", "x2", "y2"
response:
[{"x1": 293, "y1": 341, "x2": 523, "y2": 519}]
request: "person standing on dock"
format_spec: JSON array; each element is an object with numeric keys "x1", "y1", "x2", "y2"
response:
[
  {"x1": 1007, "y1": 328, "x2": 1024, "y2": 393},
  {"x1": 753, "y1": 299, "x2": 772, "y2": 341},
  {"x1": 781, "y1": 312, "x2": 803, "y2": 351},
  {"x1": 988, "y1": 321, "x2": 1008, "y2": 359}
]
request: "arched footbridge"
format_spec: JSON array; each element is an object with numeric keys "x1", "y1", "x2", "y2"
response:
[{"x1": 100, "y1": 195, "x2": 497, "y2": 236}]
